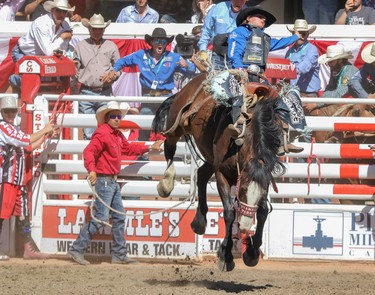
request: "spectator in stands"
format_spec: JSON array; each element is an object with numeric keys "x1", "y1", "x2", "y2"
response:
[
  {"x1": 304, "y1": 45, "x2": 358, "y2": 114},
  {"x1": 8, "y1": 0, "x2": 74, "y2": 93},
  {"x1": 68, "y1": 101, "x2": 163, "y2": 265},
  {"x1": 198, "y1": 0, "x2": 247, "y2": 70},
  {"x1": 0, "y1": 96, "x2": 58, "y2": 261},
  {"x1": 335, "y1": 0, "x2": 375, "y2": 25},
  {"x1": 0, "y1": 0, "x2": 26, "y2": 21},
  {"x1": 363, "y1": 0, "x2": 375, "y2": 8},
  {"x1": 24, "y1": 0, "x2": 87, "y2": 21},
  {"x1": 349, "y1": 42, "x2": 375, "y2": 97},
  {"x1": 285, "y1": 19, "x2": 321, "y2": 98},
  {"x1": 116, "y1": 0, "x2": 158, "y2": 23},
  {"x1": 227, "y1": 7, "x2": 304, "y2": 154},
  {"x1": 23, "y1": 0, "x2": 48, "y2": 21},
  {"x1": 191, "y1": 0, "x2": 215, "y2": 24},
  {"x1": 102, "y1": 28, "x2": 196, "y2": 140},
  {"x1": 74, "y1": 14, "x2": 120, "y2": 140},
  {"x1": 68, "y1": 0, "x2": 99, "y2": 22},
  {"x1": 302, "y1": 0, "x2": 338, "y2": 24}
]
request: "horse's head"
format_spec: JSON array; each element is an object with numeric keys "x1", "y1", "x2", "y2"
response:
[{"x1": 235, "y1": 86, "x2": 285, "y2": 233}]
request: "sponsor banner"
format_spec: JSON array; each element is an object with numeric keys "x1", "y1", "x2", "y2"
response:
[
  {"x1": 44, "y1": 239, "x2": 195, "y2": 258},
  {"x1": 43, "y1": 205, "x2": 198, "y2": 258},
  {"x1": 201, "y1": 210, "x2": 226, "y2": 253},
  {"x1": 268, "y1": 205, "x2": 375, "y2": 260}
]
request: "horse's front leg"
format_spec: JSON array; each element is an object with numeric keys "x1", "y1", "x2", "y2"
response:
[
  {"x1": 215, "y1": 171, "x2": 235, "y2": 272},
  {"x1": 243, "y1": 195, "x2": 268, "y2": 267},
  {"x1": 157, "y1": 138, "x2": 177, "y2": 197},
  {"x1": 190, "y1": 162, "x2": 214, "y2": 235}
]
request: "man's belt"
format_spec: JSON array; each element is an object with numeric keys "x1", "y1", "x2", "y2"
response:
[
  {"x1": 97, "y1": 174, "x2": 117, "y2": 180},
  {"x1": 81, "y1": 85, "x2": 111, "y2": 93},
  {"x1": 142, "y1": 88, "x2": 172, "y2": 97}
]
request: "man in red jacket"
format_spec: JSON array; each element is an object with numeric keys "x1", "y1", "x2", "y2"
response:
[{"x1": 68, "y1": 101, "x2": 163, "y2": 265}]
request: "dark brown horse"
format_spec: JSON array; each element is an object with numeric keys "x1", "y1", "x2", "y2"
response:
[{"x1": 152, "y1": 73, "x2": 285, "y2": 271}]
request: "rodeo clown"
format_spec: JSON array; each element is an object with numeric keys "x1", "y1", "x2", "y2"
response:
[{"x1": 226, "y1": 7, "x2": 306, "y2": 154}]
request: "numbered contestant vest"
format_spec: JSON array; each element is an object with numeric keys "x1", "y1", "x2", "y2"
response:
[{"x1": 242, "y1": 25, "x2": 271, "y2": 69}]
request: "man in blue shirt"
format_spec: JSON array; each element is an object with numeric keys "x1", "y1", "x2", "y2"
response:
[
  {"x1": 285, "y1": 19, "x2": 321, "y2": 98},
  {"x1": 349, "y1": 42, "x2": 375, "y2": 98},
  {"x1": 198, "y1": 0, "x2": 247, "y2": 69},
  {"x1": 227, "y1": 7, "x2": 303, "y2": 154},
  {"x1": 116, "y1": 0, "x2": 159, "y2": 23},
  {"x1": 103, "y1": 28, "x2": 195, "y2": 140}
]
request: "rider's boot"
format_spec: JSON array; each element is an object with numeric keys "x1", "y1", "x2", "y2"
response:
[
  {"x1": 277, "y1": 122, "x2": 304, "y2": 156},
  {"x1": 228, "y1": 113, "x2": 248, "y2": 146}
]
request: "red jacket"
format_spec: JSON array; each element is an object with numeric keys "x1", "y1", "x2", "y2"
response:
[{"x1": 84, "y1": 123, "x2": 148, "y2": 175}]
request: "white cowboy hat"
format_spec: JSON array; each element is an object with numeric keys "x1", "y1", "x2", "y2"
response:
[
  {"x1": 318, "y1": 45, "x2": 353, "y2": 64},
  {"x1": 43, "y1": 0, "x2": 75, "y2": 13},
  {"x1": 96, "y1": 101, "x2": 130, "y2": 125},
  {"x1": 0, "y1": 96, "x2": 20, "y2": 110},
  {"x1": 81, "y1": 14, "x2": 111, "y2": 29},
  {"x1": 361, "y1": 42, "x2": 375, "y2": 64},
  {"x1": 287, "y1": 19, "x2": 316, "y2": 35}
]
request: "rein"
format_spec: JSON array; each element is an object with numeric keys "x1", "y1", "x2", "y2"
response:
[{"x1": 307, "y1": 137, "x2": 321, "y2": 195}]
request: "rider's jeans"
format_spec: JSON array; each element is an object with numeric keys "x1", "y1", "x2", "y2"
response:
[{"x1": 70, "y1": 176, "x2": 127, "y2": 260}]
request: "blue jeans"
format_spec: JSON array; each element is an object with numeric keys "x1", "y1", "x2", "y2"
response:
[
  {"x1": 79, "y1": 88, "x2": 111, "y2": 140},
  {"x1": 70, "y1": 177, "x2": 127, "y2": 260},
  {"x1": 8, "y1": 45, "x2": 25, "y2": 89},
  {"x1": 211, "y1": 52, "x2": 231, "y2": 71},
  {"x1": 302, "y1": 0, "x2": 338, "y2": 24}
]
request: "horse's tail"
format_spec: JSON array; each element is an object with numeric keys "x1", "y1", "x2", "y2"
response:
[
  {"x1": 152, "y1": 94, "x2": 176, "y2": 134},
  {"x1": 248, "y1": 97, "x2": 286, "y2": 188}
]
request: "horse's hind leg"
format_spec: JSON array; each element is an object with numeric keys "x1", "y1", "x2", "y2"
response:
[
  {"x1": 157, "y1": 138, "x2": 178, "y2": 198},
  {"x1": 243, "y1": 196, "x2": 268, "y2": 267},
  {"x1": 215, "y1": 171, "x2": 235, "y2": 272},
  {"x1": 190, "y1": 161, "x2": 214, "y2": 235}
]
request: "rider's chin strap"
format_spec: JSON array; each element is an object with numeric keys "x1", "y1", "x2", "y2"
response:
[{"x1": 307, "y1": 137, "x2": 321, "y2": 195}]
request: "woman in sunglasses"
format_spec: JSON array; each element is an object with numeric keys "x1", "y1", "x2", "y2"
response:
[{"x1": 103, "y1": 27, "x2": 196, "y2": 140}]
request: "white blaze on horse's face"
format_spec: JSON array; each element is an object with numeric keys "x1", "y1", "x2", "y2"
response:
[{"x1": 238, "y1": 181, "x2": 264, "y2": 233}]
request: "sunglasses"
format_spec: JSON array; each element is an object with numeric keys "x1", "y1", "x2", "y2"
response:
[
  {"x1": 299, "y1": 32, "x2": 308, "y2": 36},
  {"x1": 153, "y1": 38, "x2": 167, "y2": 45},
  {"x1": 107, "y1": 114, "x2": 122, "y2": 120}
]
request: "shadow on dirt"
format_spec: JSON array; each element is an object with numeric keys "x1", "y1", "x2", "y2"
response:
[{"x1": 145, "y1": 279, "x2": 275, "y2": 293}]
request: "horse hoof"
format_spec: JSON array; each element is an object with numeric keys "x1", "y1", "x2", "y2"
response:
[
  {"x1": 157, "y1": 180, "x2": 173, "y2": 198},
  {"x1": 242, "y1": 252, "x2": 259, "y2": 267},
  {"x1": 217, "y1": 259, "x2": 235, "y2": 272},
  {"x1": 190, "y1": 220, "x2": 206, "y2": 235}
]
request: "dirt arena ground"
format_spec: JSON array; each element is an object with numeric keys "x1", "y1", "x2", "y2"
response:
[{"x1": 0, "y1": 256, "x2": 374, "y2": 295}]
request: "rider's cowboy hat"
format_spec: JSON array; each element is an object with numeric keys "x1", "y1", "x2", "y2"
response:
[
  {"x1": 286, "y1": 19, "x2": 316, "y2": 35},
  {"x1": 361, "y1": 42, "x2": 375, "y2": 64},
  {"x1": 82, "y1": 14, "x2": 111, "y2": 29},
  {"x1": 236, "y1": 7, "x2": 276, "y2": 27},
  {"x1": 318, "y1": 45, "x2": 353, "y2": 64},
  {"x1": 145, "y1": 28, "x2": 174, "y2": 45},
  {"x1": 44, "y1": 0, "x2": 75, "y2": 13},
  {"x1": 0, "y1": 96, "x2": 20, "y2": 111},
  {"x1": 96, "y1": 101, "x2": 130, "y2": 125}
]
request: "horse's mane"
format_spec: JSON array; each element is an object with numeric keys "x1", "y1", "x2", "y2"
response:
[{"x1": 244, "y1": 97, "x2": 286, "y2": 189}]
